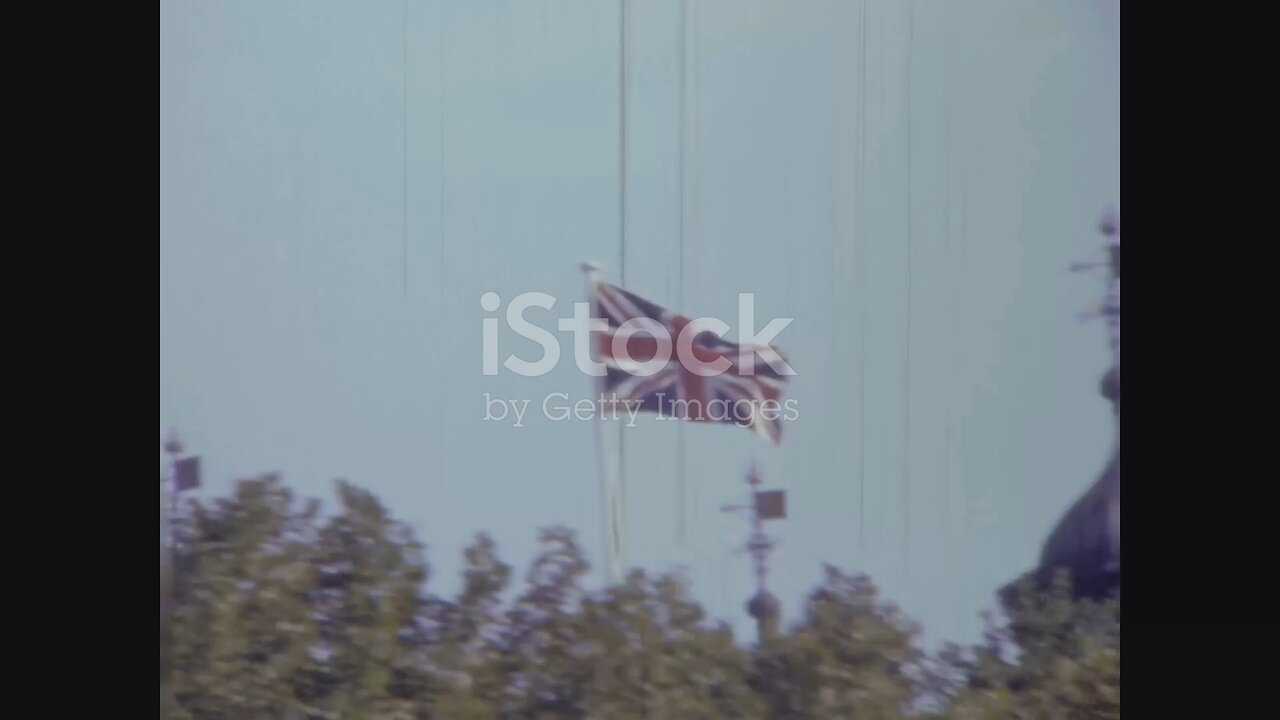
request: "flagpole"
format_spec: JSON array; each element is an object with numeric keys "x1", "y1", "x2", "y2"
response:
[{"x1": 581, "y1": 261, "x2": 625, "y2": 585}]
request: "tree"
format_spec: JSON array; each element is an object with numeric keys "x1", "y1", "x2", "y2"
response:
[
  {"x1": 499, "y1": 527, "x2": 594, "y2": 718},
  {"x1": 751, "y1": 566, "x2": 923, "y2": 720},
  {"x1": 168, "y1": 476, "x2": 433, "y2": 719},
  {"x1": 307, "y1": 480, "x2": 431, "y2": 718},
  {"x1": 163, "y1": 475, "x2": 1119, "y2": 720},
  {"x1": 425, "y1": 533, "x2": 513, "y2": 719},
  {"x1": 577, "y1": 569, "x2": 764, "y2": 719},
  {"x1": 941, "y1": 570, "x2": 1120, "y2": 720},
  {"x1": 169, "y1": 474, "x2": 325, "y2": 719}
]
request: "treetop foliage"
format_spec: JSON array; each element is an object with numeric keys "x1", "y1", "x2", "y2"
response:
[{"x1": 161, "y1": 474, "x2": 1119, "y2": 719}]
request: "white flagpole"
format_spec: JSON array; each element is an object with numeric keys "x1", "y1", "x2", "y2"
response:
[{"x1": 581, "y1": 261, "x2": 625, "y2": 585}]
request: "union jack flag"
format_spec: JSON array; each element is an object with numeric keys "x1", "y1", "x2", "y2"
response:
[{"x1": 591, "y1": 281, "x2": 791, "y2": 444}]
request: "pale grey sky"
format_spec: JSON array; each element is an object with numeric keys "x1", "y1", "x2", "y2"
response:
[{"x1": 160, "y1": 0, "x2": 1120, "y2": 647}]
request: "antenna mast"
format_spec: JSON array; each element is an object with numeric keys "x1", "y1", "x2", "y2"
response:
[
  {"x1": 1072, "y1": 208, "x2": 1121, "y2": 411},
  {"x1": 722, "y1": 463, "x2": 786, "y2": 643}
]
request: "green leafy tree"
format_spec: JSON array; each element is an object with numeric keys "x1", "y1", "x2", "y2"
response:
[
  {"x1": 942, "y1": 571, "x2": 1120, "y2": 720},
  {"x1": 577, "y1": 569, "x2": 764, "y2": 719},
  {"x1": 169, "y1": 474, "x2": 324, "y2": 719},
  {"x1": 162, "y1": 475, "x2": 1120, "y2": 720},
  {"x1": 168, "y1": 477, "x2": 433, "y2": 719},
  {"x1": 500, "y1": 527, "x2": 594, "y2": 718},
  {"x1": 426, "y1": 533, "x2": 513, "y2": 719},
  {"x1": 308, "y1": 480, "x2": 431, "y2": 718},
  {"x1": 751, "y1": 566, "x2": 923, "y2": 720}
]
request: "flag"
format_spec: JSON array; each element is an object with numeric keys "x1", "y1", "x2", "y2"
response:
[
  {"x1": 754, "y1": 489, "x2": 787, "y2": 520},
  {"x1": 173, "y1": 456, "x2": 201, "y2": 492},
  {"x1": 591, "y1": 281, "x2": 791, "y2": 444}
]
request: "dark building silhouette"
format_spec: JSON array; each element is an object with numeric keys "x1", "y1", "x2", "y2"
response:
[{"x1": 1004, "y1": 212, "x2": 1120, "y2": 602}]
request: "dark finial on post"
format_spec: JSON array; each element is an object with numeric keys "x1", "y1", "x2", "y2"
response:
[
  {"x1": 1099, "y1": 206, "x2": 1119, "y2": 238},
  {"x1": 747, "y1": 589, "x2": 781, "y2": 641},
  {"x1": 163, "y1": 427, "x2": 183, "y2": 457}
]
